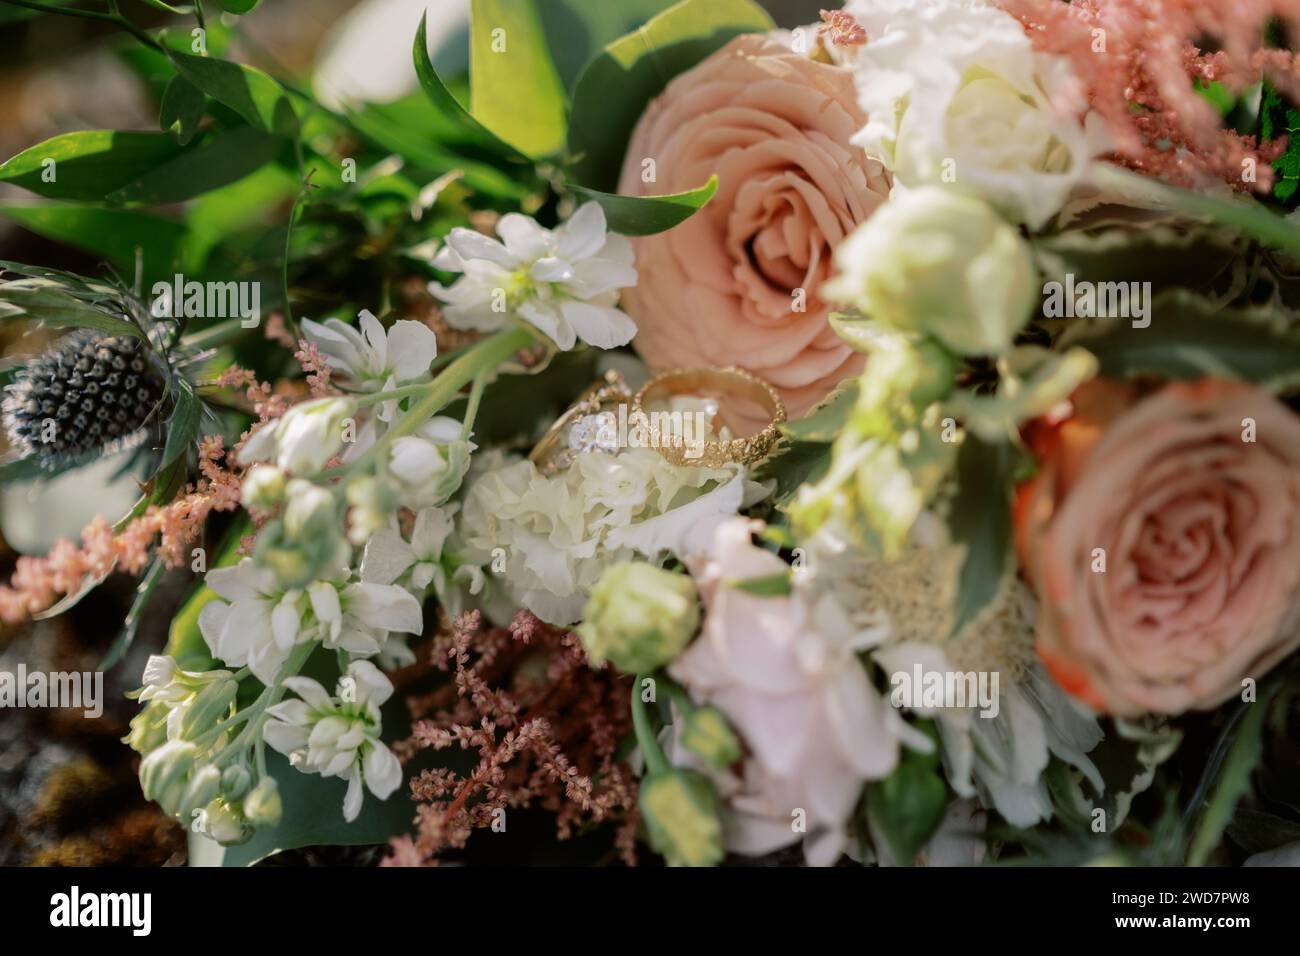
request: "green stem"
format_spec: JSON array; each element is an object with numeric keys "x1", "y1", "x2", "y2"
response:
[
  {"x1": 630, "y1": 676, "x2": 670, "y2": 777},
  {"x1": 181, "y1": 316, "x2": 253, "y2": 352},
  {"x1": 1090, "y1": 161, "x2": 1300, "y2": 259},
  {"x1": 5, "y1": 0, "x2": 164, "y2": 51},
  {"x1": 213, "y1": 640, "x2": 316, "y2": 767},
  {"x1": 460, "y1": 369, "x2": 489, "y2": 440}
]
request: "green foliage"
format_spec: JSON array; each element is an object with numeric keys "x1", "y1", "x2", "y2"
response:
[
  {"x1": 0, "y1": 131, "x2": 184, "y2": 201},
  {"x1": 566, "y1": 0, "x2": 775, "y2": 191},
  {"x1": 866, "y1": 723, "x2": 948, "y2": 865},
  {"x1": 945, "y1": 437, "x2": 1015, "y2": 639},
  {"x1": 569, "y1": 175, "x2": 717, "y2": 235},
  {"x1": 469, "y1": 0, "x2": 568, "y2": 159},
  {"x1": 167, "y1": 49, "x2": 299, "y2": 138}
]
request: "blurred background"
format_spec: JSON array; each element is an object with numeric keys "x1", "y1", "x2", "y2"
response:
[{"x1": 0, "y1": 0, "x2": 822, "y2": 866}]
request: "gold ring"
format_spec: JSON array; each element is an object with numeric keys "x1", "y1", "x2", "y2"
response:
[
  {"x1": 632, "y1": 366, "x2": 785, "y2": 468},
  {"x1": 528, "y1": 369, "x2": 631, "y2": 476}
]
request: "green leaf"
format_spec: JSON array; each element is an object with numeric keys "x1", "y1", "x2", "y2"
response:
[
  {"x1": 160, "y1": 74, "x2": 206, "y2": 145},
  {"x1": 1060, "y1": 289, "x2": 1300, "y2": 392},
  {"x1": 729, "y1": 572, "x2": 792, "y2": 597},
  {"x1": 0, "y1": 204, "x2": 186, "y2": 282},
  {"x1": 167, "y1": 49, "x2": 299, "y2": 138},
  {"x1": 109, "y1": 126, "x2": 286, "y2": 204},
  {"x1": 413, "y1": 12, "x2": 522, "y2": 160},
  {"x1": 779, "y1": 382, "x2": 857, "y2": 443},
  {"x1": 569, "y1": 175, "x2": 716, "y2": 235},
  {"x1": 162, "y1": 379, "x2": 201, "y2": 468},
  {"x1": 101, "y1": 559, "x2": 167, "y2": 670},
  {"x1": 190, "y1": 744, "x2": 410, "y2": 866},
  {"x1": 218, "y1": 0, "x2": 261, "y2": 12},
  {"x1": 866, "y1": 724, "x2": 948, "y2": 865},
  {"x1": 0, "y1": 131, "x2": 184, "y2": 201},
  {"x1": 756, "y1": 438, "x2": 832, "y2": 505},
  {"x1": 1187, "y1": 692, "x2": 1273, "y2": 866},
  {"x1": 567, "y1": 0, "x2": 774, "y2": 191},
  {"x1": 946, "y1": 437, "x2": 1014, "y2": 639},
  {"x1": 0, "y1": 278, "x2": 143, "y2": 337},
  {"x1": 469, "y1": 0, "x2": 567, "y2": 159},
  {"x1": 537, "y1": 0, "x2": 679, "y2": 91}
]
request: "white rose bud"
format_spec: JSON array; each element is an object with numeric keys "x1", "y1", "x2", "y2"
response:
[{"x1": 824, "y1": 186, "x2": 1036, "y2": 357}]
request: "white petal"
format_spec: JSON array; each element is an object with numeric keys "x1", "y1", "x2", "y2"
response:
[
  {"x1": 385, "y1": 320, "x2": 439, "y2": 382},
  {"x1": 410, "y1": 507, "x2": 454, "y2": 560},
  {"x1": 347, "y1": 658, "x2": 395, "y2": 707},
  {"x1": 237, "y1": 424, "x2": 277, "y2": 464},
  {"x1": 283, "y1": 675, "x2": 333, "y2": 709},
  {"x1": 555, "y1": 202, "x2": 607, "y2": 261},
  {"x1": 446, "y1": 227, "x2": 517, "y2": 267},
  {"x1": 307, "y1": 581, "x2": 343, "y2": 631},
  {"x1": 530, "y1": 256, "x2": 575, "y2": 283},
  {"x1": 342, "y1": 767, "x2": 364, "y2": 822},
  {"x1": 496, "y1": 213, "x2": 552, "y2": 261},
  {"x1": 389, "y1": 437, "x2": 445, "y2": 485},
  {"x1": 364, "y1": 743, "x2": 402, "y2": 800},
  {"x1": 360, "y1": 529, "x2": 415, "y2": 585},
  {"x1": 270, "y1": 593, "x2": 302, "y2": 650},
  {"x1": 266, "y1": 699, "x2": 313, "y2": 726},
  {"x1": 344, "y1": 582, "x2": 424, "y2": 634},
  {"x1": 519, "y1": 300, "x2": 575, "y2": 350},
  {"x1": 263, "y1": 719, "x2": 310, "y2": 756},
  {"x1": 560, "y1": 300, "x2": 637, "y2": 349},
  {"x1": 301, "y1": 317, "x2": 365, "y2": 374}
]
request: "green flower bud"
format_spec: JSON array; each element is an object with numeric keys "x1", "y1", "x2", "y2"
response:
[
  {"x1": 824, "y1": 186, "x2": 1036, "y2": 357},
  {"x1": 577, "y1": 563, "x2": 700, "y2": 674},
  {"x1": 242, "y1": 777, "x2": 282, "y2": 828},
  {"x1": 221, "y1": 764, "x2": 253, "y2": 800},
  {"x1": 242, "y1": 465, "x2": 287, "y2": 510},
  {"x1": 177, "y1": 676, "x2": 238, "y2": 741},
  {"x1": 639, "y1": 770, "x2": 724, "y2": 868},
  {"x1": 681, "y1": 706, "x2": 742, "y2": 769},
  {"x1": 201, "y1": 798, "x2": 253, "y2": 846},
  {"x1": 125, "y1": 702, "x2": 169, "y2": 755},
  {"x1": 283, "y1": 479, "x2": 338, "y2": 541},
  {"x1": 139, "y1": 740, "x2": 198, "y2": 815},
  {"x1": 179, "y1": 763, "x2": 222, "y2": 816}
]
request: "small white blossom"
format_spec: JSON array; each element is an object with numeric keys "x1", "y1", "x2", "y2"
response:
[
  {"x1": 262, "y1": 660, "x2": 403, "y2": 822},
  {"x1": 361, "y1": 504, "x2": 485, "y2": 615},
  {"x1": 198, "y1": 559, "x2": 306, "y2": 684},
  {"x1": 239, "y1": 396, "x2": 355, "y2": 476},
  {"x1": 301, "y1": 310, "x2": 438, "y2": 421},
  {"x1": 387, "y1": 416, "x2": 474, "y2": 509},
  {"x1": 430, "y1": 202, "x2": 639, "y2": 350}
]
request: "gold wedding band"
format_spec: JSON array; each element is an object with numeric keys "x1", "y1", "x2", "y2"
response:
[{"x1": 632, "y1": 366, "x2": 785, "y2": 468}]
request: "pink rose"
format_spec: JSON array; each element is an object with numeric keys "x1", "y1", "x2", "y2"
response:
[
  {"x1": 616, "y1": 34, "x2": 890, "y2": 421},
  {"x1": 1015, "y1": 378, "x2": 1300, "y2": 716}
]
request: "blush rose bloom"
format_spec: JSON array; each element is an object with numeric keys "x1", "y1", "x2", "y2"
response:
[
  {"x1": 1015, "y1": 378, "x2": 1300, "y2": 716},
  {"x1": 616, "y1": 34, "x2": 891, "y2": 420}
]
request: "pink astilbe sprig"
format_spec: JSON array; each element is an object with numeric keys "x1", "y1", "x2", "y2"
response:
[
  {"x1": 0, "y1": 435, "x2": 242, "y2": 624},
  {"x1": 292, "y1": 338, "x2": 335, "y2": 397},
  {"x1": 998, "y1": 0, "x2": 1298, "y2": 191},
  {"x1": 820, "y1": 9, "x2": 868, "y2": 47},
  {"x1": 386, "y1": 610, "x2": 639, "y2": 867}
]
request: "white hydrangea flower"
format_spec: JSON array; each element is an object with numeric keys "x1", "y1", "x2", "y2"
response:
[
  {"x1": 458, "y1": 448, "x2": 766, "y2": 626},
  {"x1": 842, "y1": 0, "x2": 1108, "y2": 228},
  {"x1": 429, "y1": 202, "x2": 639, "y2": 350},
  {"x1": 262, "y1": 660, "x2": 402, "y2": 822},
  {"x1": 300, "y1": 310, "x2": 438, "y2": 421}
]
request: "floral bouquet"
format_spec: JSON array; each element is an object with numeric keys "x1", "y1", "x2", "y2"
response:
[{"x1": 3, "y1": 0, "x2": 1300, "y2": 870}]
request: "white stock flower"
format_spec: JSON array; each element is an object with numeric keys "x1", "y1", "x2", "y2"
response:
[
  {"x1": 239, "y1": 396, "x2": 356, "y2": 475},
  {"x1": 304, "y1": 572, "x2": 424, "y2": 659},
  {"x1": 386, "y1": 416, "x2": 474, "y2": 509},
  {"x1": 360, "y1": 504, "x2": 485, "y2": 618},
  {"x1": 843, "y1": 0, "x2": 1107, "y2": 228},
  {"x1": 429, "y1": 202, "x2": 639, "y2": 350},
  {"x1": 262, "y1": 660, "x2": 402, "y2": 822},
  {"x1": 301, "y1": 310, "x2": 438, "y2": 421},
  {"x1": 198, "y1": 559, "x2": 307, "y2": 684}
]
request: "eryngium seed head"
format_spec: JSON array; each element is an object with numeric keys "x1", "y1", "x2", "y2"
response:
[{"x1": 3, "y1": 332, "x2": 165, "y2": 466}]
